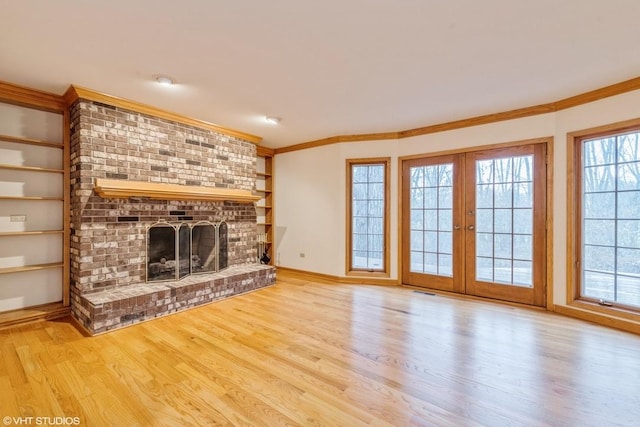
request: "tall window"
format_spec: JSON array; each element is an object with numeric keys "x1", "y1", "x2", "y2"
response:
[
  {"x1": 574, "y1": 126, "x2": 640, "y2": 310},
  {"x1": 346, "y1": 158, "x2": 390, "y2": 275}
]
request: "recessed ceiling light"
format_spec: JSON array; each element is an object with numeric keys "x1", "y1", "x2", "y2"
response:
[
  {"x1": 265, "y1": 116, "x2": 281, "y2": 124},
  {"x1": 154, "y1": 74, "x2": 175, "y2": 86}
]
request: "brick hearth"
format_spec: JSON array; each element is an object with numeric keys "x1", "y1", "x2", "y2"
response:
[{"x1": 74, "y1": 264, "x2": 275, "y2": 334}]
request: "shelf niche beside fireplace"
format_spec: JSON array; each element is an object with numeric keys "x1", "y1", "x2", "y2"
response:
[{"x1": 146, "y1": 220, "x2": 228, "y2": 283}]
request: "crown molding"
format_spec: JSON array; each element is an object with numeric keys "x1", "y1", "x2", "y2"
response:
[
  {"x1": 64, "y1": 85, "x2": 263, "y2": 144},
  {"x1": 0, "y1": 80, "x2": 66, "y2": 113},
  {"x1": 256, "y1": 145, "x2": 275, "y2": 157},
  {"x1": 275, "y1": 132, "x2": 399, "y2": 155},
  {"x1": 552, "y1": 76, "x2": 640, "y2": 110},
  {"x1": 275, "y1": 75, "x2": 640, "y2": 155},
  {"x1": 397, "y1": 103, "x2": 555, "y2": 140}
]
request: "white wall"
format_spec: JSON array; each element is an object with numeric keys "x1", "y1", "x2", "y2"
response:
[
  {"x1": 274, "y1": 144, "x2": 344, "y2": 274},
  {"x1": 274, "y1": 89, "x2": 640, "y2": 308}
]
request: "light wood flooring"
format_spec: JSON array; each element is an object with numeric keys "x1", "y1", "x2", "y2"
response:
[{"x1": 1, "y1": 271, "x2": 640, "y2": 426}]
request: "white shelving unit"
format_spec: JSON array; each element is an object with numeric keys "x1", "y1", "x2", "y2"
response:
[{"x1": 0, "y1": 101, "x2": 66, "y2": 314}]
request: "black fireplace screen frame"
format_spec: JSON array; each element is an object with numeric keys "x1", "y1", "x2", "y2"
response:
[{"x1": 146, "y1": 220, "x2": 229, "y2": 283}]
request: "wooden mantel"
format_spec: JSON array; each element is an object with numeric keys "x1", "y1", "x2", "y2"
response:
[{"x1": 94, "y1": 179, "x2": 261, "y2": 203}]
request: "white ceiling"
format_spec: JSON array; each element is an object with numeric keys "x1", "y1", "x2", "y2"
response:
[{"x1": 2, "y1": 1, "x2": 640, "y2": 148}]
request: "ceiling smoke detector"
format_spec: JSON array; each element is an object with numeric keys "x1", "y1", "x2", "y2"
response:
[{"x1": 154, "y1": 74, "x2": 175, "y2": 86}]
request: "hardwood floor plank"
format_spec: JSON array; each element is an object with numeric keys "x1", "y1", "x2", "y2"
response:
[
  {"x1": 10, "y1": 382, "x2": 39, "y2": 417},
  {"x1": 1, "y1": 273, "x2": 640, "y2": 426},
  {"x1": 0, "y1": 375, "x2": 20, "y2": 417},
  {"x1": 1, "y1": 340, "x2": 28, "y2": 388},
  {"x1": 15, "y1": 346, "x2": 66, "y2": 417},
  {"x1": 172, "y1": 362, "x2": 257, "y2": 426}
]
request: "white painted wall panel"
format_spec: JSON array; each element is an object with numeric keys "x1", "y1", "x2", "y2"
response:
[{"x1": 274, "y1": 145, "x2": 343, "y2": 275}]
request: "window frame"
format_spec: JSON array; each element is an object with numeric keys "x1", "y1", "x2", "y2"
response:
[
  {"x1": 346, "y1": 157, "x2": 391, "y2": 277},
  {"x1": 568, "y1": 118, "x2": 640, "y2": 319}
]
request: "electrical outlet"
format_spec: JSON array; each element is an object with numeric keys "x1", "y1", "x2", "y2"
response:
[
  {"x1": 299, "y1": 252, "x2": 305, "y2": 258},
  {"x1": 10, "y1": 215, "x2": 27, "y2": 222}
]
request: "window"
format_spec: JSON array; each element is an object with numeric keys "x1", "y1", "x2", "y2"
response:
[
  {"x1": 572, "y1": 124, "x2": 640, "y2": 311},
  {"x1": 409, "y1": 161, "x2": 454, "y2": 278},
  {"x1": 346, "y1": 158, "x2": 390, "y2": 275}
]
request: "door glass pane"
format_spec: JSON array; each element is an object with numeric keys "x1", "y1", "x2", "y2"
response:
[
  {"x1": 476, "y1": 257, "x2": 493, "y2": 282},
  {"x1": 411, "y1": 251, "x2": 423, "y2": 271},
  {"x1": 476, "y1": 184, "x2": 494, "y2": 208},
  {"x1": 424, "y1": 253, "x2": 438, "y2": 275},
  {"x1": 475, "y1": 155, "x2": 534, "y2": 287},
  {"x1": 424, "y1": 231, "x2": 437, "y2": 252},
  {"x1": 409, "y1": 164, "x2": 453, "y2": 277},
  {"x1": 494, "y1": 209, "x2": 512, "y2": 233},
  {"x1": 410, "y1": 230, "x2": 423, "y2": 251},
  {"x1": 476, "y1": 209, "x2": 493, "y2": 233},
  {"x1": 425, "y1": 209, "x2": 438, "y2": 230},
  {"x1": 476, "y1": 233, "x2": 493, "y2": 257},
  {"x1": 494, "y1": 258, "x2": 512, "y2": 284},
  {"x1": 581, "y1": 133, "x2": 640, "y2": 307},
  {"x1": 513, "y1": 261, "x2": 533, "y2": 286},
  {"x1": 513, "y1": 235, "x2": 533, "y2": 261},
  {"x1": 439, "y1": 254, "x2": 453, "y2": 276},
  {"x1": 513, "y1": 209, "x2": 532, "y2": 234}
]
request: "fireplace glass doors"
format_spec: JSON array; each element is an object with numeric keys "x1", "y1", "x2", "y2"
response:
[{"x1": 146, "y1": 221, "x2": 228, "y2": 282}]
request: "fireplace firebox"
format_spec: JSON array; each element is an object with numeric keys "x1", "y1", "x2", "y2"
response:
[{"x1": 146, "y1": 220, "x2": 228, "y2": 282}]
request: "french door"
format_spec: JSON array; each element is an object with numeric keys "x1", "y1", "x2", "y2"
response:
[{"x1": 402, "y1": 143, "x2": 547, "y2": 306}]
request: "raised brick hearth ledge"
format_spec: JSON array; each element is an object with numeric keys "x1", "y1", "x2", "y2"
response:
[{"x1": 73, "y1": 264, "x2": 276, "y2": 335}]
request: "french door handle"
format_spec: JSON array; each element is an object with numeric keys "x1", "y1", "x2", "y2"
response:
[
  {"x1": 468, "y1": 225, "x2": 475, "y2": 231},
  {"x1": 454, "y1": 225, "x2": 461, "y2": 230}
]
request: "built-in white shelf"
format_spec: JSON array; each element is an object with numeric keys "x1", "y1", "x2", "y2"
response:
[
  {"x1": 0, "y1": 196, "x2": 64, "y2": 201},
  {"x1": 0, "y1": 134, "x2": 63, "y2": 149},
  {"x1": 0, "y1": 230, "x2": 63, "y2": 237},
  {"x1": 0, "y1": 164, "x2": 64, "y2": 174},
  {"x1": 0, "y1": 262, "x2": 64, "y2": 276}
]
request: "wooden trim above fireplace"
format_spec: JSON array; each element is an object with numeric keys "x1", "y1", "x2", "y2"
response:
[
  {"x1": 94, "y1": 179, "x2": 261, "y2": 203},
  {"x1": 64, "y1": 85, "x2": 263, "y2": 144}
]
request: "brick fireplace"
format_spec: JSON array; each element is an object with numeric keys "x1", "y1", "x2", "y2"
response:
[{"x1": 68, "y1": 98, "x2": 275, "y2": 334}]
